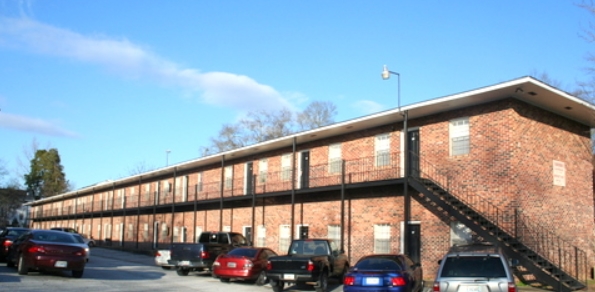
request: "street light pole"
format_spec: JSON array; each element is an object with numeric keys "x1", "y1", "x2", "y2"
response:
[
  {"x1": 381, "y1": 65, "x2": 410, "y2": 257},
  {"x1": 166, "y1": 150, "x2": 171, "y2": 166}
]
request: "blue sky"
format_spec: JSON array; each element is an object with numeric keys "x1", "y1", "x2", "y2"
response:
[{"x1": 0, "y1": 0, "x2": 592, "y2": 190}]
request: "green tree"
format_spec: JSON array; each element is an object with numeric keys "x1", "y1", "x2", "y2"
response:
[{"x1": 24, "y1": 148, "x2": 69, "y2": 199}]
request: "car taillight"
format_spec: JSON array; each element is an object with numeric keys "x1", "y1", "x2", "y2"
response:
[
  {"x1": 155, "y1": 251, "x2": 162, "y2": 256},
  {"x1": 433, "y1": 281, "x2": 440, "y2": 292},
  {"x1": 343, "y1": 276, "x2": 355, "y2": 286},
  {"x1": 75, "y1": 249, "x2": 86, "y2": 256},
  {"x1": 27, "y1": 245, "x2": 46, "y2": 254},
  {"x1": 244, "y1": 260, "x2": 254, "y2": 269},
  {"x1": 307, "y1": 260, "x2": 314, "y2": 272},
  {"x1": 508, "y1": 282, "x2": 517, "y2": 292},
  {"x1": 213, "y1": 260, "x2": 220, "y2": 267},
  {"x1": 200, "y1": 251, "x2": 209, "y2": 259},
  {"x1": 3, "y1": 240, "x2": 12, "y2": 247},
  {"x1": 391, "y1": 276, "x2": 406, "y2": 286},
  {"x1": 266, "y1": 261, "x2": 272, "y2": 270}
]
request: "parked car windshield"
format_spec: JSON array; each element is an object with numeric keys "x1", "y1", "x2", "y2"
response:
[
  {"x1": 227, "y1": 248, "x2": 257, "y2": 258},
  {"x1": 440, "y1": 256, "x2": 506, "y2": 278},
  {"x1": 355, "y1": 257, "x2": 403, "y2": 270}
]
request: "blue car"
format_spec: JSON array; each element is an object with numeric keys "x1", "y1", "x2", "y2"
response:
[{"x1": 343, "y1": 254, "x2": 423, "y2": 292}]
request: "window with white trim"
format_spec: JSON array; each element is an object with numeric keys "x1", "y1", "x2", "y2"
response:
[
  {"x1": 450, "y1": 117, "x2": 470, "y2": 156},
  {"x1": 328, "y1": 143, "x2": 342, "y2": 174},
  {"x1": 279, "y1": 225, "x2": 291, "y2": 254},
  {"x1": 375, "y1": 133, "x2": 391, "y2": 166},
  {"x1": 224, "y1": 166, "x2": 233, "y2": 189},
  {"x1": 374, "y1": 224, "x2": 391, "y2": 253},
  {"x1": 259, "y1": 159, "x2": 268, "y2": 183},
  {"x1": 328, "y1": 225, "x2": 341, "y2": 243},
  {"x1": 281, "y1": 153, "x2": 292, "y2": 181},
  {"x1": 257, "y1": 225, "x2": 266, "y2": 247}
]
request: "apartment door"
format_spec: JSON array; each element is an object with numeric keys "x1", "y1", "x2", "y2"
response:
[
  {"x1": 407, "y1": 129, "x2": 420, "y2": 177},
  {"x1": 300, "y1": 151, "x2": 310, "y2": 189},
  {"x1": 407, "y1": 223, "x2": 421, "y2": 263},
  {"x1": 245, "y1": 162, "x2": 254, "y2": 195}
]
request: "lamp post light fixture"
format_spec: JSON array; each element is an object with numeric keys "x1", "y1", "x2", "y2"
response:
[
  {"x1": 382, "y1": 64, "x2": 410, "y2": 258},
  {"x1": 382, "y1": 65, "x2": 401, "y2": 110}
]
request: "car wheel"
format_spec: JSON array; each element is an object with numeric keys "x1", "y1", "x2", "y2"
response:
[
  {"x1": 72, "y1": 269, "x2": 84, "y2": 278},
  {"x1": 17, "y1": 254, "x2": 28, "y2": 275},
  {"x1": 271, "y1": 279, "x2": 284, "y2": 292},
  {"x1": 161, "y1": 266, "x2": 172, "y2": 270},
  {"x1": 219, "y1": 277, "x2": 230, "y2": 283},
  {"x1": 6, "y1": 256, "x2": 15, "y2": 268},
  {"x1": 255, "y1": 270, "x2": 267, "y2": 286},
  {"x1": 176, "y1": 268, "x2": 189, "y2": 276},
  {"x1": 315, "y1": 271, "x2": 328, "y2": 292}
]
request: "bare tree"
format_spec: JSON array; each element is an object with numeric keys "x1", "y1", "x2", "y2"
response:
[
  {"x1": 127, "y1": 161, "x2": 156, "y2": 176},
  {"x1": 201, "y1": 101, "x2": 338, "y2": 155}
]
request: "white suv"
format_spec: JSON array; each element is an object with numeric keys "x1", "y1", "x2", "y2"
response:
[{"x1": 433, "y1": 242, "x2": 517, "y2": 292}]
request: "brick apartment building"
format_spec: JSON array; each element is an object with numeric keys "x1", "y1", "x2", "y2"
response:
[{"x1": 26, "y1": 76, "x2": 595, "y2": 290}]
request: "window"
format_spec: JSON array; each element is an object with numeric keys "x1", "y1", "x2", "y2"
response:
[
  {"x1": 374, "y1": 224, "x2": 391, "y2": 253},
  {"x1": 259, "y1": 159, "x2": 268, "y2": 183},
  {"x1": 257, "y1": 225, "x2": 266, "y2": 247},
  {"x1": 279, "y1": 225, "x2": 291, "y2": 254},
  {"x1": 450, "y1": 117, "x2": 469, "y2": 156},
  {"x1": 197, "y1": 172, "x2": 203, "y2": 192},
  {"x1": 375, "y1": 133, "x2": 391, "y2": 166},
  {"x1": 328, "y1": 225, "x2": 341, "y2": 243},
  {"x1": 281, "y1": 154, "x2": 292, "y2": 181},
  {"x1": 224, "y1": 166, "x2": 233, "y2": 189},
  {"x1": 142, "y1": 224, "x2": 148, "y2": 241},
  {"x1": 328, "y1": 143, "x2": 342, "y2": 174}
]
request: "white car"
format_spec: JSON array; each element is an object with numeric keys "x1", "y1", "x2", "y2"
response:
[{"x1": 155, "y1": 249, "x2": 174, "y2": 270}]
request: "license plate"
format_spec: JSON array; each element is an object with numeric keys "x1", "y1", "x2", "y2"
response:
[
  {"x1": 466, "y1": 286, "x2": 480, "y2": 292},
  {"x1": 55, "y1": 261, "x2": 67, "y2": 268},
  {"x1": 227, "y1": 262, "x2": 236, "y2": 268},
  {"x1": 364, "y1": 277, "x2": 380, "y2": 285},
  {"x1": 283, "y1": 274, "x2": 295, "y2": 280},
  {"x1": 179, "y1": 261, "x2": 190, "y2": 266}
]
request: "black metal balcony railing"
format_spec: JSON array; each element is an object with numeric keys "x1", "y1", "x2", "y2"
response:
[{"x1": 31, "y1": 151, "x2": 588, "y2": 276}]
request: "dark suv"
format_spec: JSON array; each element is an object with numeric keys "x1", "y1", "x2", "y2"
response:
[{"x1": 433, "y1": 242, "x2": 517, "y2": 292}]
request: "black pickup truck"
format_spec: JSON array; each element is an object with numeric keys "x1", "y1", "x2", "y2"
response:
[
  {"x1": 266, "y1": 238, "x2": 349, "y2": 292},
  {"x1": 168, "y1": 231, "x2": 250, "y2": 276}
]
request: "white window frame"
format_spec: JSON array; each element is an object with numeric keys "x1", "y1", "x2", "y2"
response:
[
  {"x1": 374, "y1": 224, "x2": 391, "y2": 253},
  {"x1": 281, "y1": 153, "x2": 292, "y2": 181},
  {"x1": 257, "y1": 225, "x2": 266, "y2": 247},
  {"x1": 279, "y1": 225, "x2": 291, "y2": 254},
  {"x1": 224, "y1": 166, "x2": 233, "y2": 189},
  {"x1": 328, "y1": 143, "x2": 342, "y2": 174},
  {"x1": 259, "y1": 159, "x2": 268, "y2": 183},
  {"x1": 450, "y1": 117, "x2": 470, "y2": 156},
  {"x1": 375, "y1": 133, "x2": 391, "y2": 167},
  {"x1": 327, "y1": 224, "x2": 341, "y2": 243}
]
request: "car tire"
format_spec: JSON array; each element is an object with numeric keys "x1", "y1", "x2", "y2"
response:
[
  {"x1": 17, "y1": 255, "x2": 28, "y2": 275},
  {"x1": 219, "y1": 277, "x2": 230, "y2": 283},
  {"x1": 72, "y1": 269, "x2": 84, "y2": 278},
  {"x1": 161, "y1": 266, "x2": 172, "y2": 270},
  {"x1": 315, "y1": 271, "x2": 328, "y2": 292},
  {"x1": 6, "y1": 256, "x2": 15, "y2": 268},
  {"x1": 255, "y1": 270, "x2": 267, "y2": 286},
  {"x1": 271, "y1": 279, "x2": 284, "y2": 292},
  {"x1": 176, "y1": 268, "x2": 189, "y2": 276}
]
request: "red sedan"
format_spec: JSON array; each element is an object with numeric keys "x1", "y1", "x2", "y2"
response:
[
  {"x1": 6, "y1": 229, "x2": 87, "y2": 278},
  {"x1": 212, "y1": 247, "x2": 278, "y2": 285}
]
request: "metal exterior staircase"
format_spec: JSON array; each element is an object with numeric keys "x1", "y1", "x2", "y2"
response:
[{"x1": 407, "y1": 159, "x2": 587, "y2": 292}]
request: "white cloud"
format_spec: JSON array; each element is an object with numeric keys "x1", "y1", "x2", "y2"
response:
[
  {"x1": 0, "y1": 112, "x2": 78, "y2": 137},
  {"x1": 351, "y1": 100, "x2": 386, "y2": 115},
  {"x1": 0, "y1": 17, "x2": 296, "y2": 112}
]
